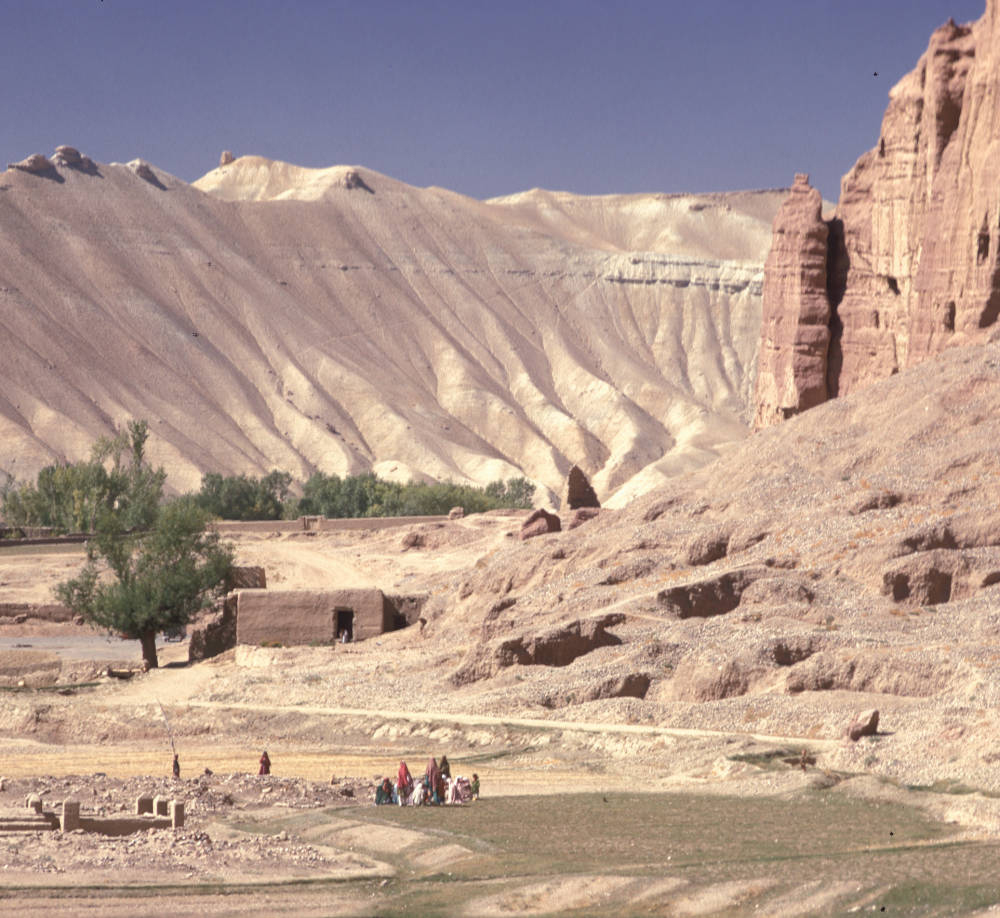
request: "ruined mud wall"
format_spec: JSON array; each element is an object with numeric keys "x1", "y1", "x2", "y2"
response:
[{"x1": 756, "y1": 4, "x2": 999, "y2": 425}]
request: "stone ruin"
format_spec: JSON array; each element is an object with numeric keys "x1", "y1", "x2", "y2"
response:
[{"x1": 0, "y1": 793, "x2": 184, "y2": 835}]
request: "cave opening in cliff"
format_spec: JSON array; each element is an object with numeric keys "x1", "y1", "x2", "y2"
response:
[
  {"x1": 978, "y1": 231, "x2": 990, "y2": 265},
  {"x1": 944, "y1": 301, "x2": 956, "y2": 331},
  {"x1": 979, "y1": 291, "x2": 1000, "y2": 329},
  {"x1": 885, "y1": 276, "x2": 900, "y2": 295}
]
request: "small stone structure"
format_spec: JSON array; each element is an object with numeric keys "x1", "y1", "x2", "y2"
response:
[
  {"x1": 0, "y1": 794, "x2": 184, "y2": 835},
  {"x1": 235, "y1": 589, "x2": 393, "y2": 646}
]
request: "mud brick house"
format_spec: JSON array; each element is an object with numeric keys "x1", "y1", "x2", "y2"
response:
[{"x1": 234, "y1": 589, "x2": 392, "y2": 645}]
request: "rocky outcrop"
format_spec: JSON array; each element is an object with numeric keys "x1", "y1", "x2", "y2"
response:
[
  {"x1": 754, "y1": 174, "x2": 831, "y2": 426},
  {"x1": 565, "y1": 465, "x2": 600, "y2": 510},
  {"x1": 8, "y1": 153, "x2": 52, "y2": 174},
  {"x1": 129, "y1": 159, "x2": 163, "y2": 187},
  {"x1": 219, "y1": 150, "x2": 235, "y2": 166},
  {"x1": 755, "y1": 5, "x2": 1000, "y2": 422},
  {"x1": 451, "y1": 613, "x2": 624, "y2": 684},
  {"x1": 52, "y1": 146, "x2": 82, "y2": 166},
  {"x1": 656, "y1": 568, "x2": 768, "y2": 618}
]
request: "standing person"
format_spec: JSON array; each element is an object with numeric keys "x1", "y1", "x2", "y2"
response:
[
  {"x1": 397, "y1": 760, "x2": 414, "y2": 803},
  {"x1": 259, "y1": 750, "x2": 271, "y2": 775},
  {"x1": 425, "y1": 757, "x2": 441, "y2": 804},
  {"x1": 470, "y1": 774, "x2": 480, "y2": 799},
  {"x1": 438, "y1": 755, "x2": 451, "y2": 780},
  {"x1": 172, "y1": 753, "x2": 180, "y2": 779}
]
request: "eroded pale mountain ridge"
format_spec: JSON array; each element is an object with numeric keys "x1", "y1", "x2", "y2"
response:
[{"x1": 1, "y1": 152, "x2": 784, "y2": 503}]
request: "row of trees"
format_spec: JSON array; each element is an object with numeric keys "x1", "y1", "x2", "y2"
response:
[{"x1": 4, "y1": 462, "x2": 535, "y2": 530}]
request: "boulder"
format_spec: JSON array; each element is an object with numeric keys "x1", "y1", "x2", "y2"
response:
[
  {"x1": 8, "y1": 153, "x2": 52, "y2": 174},
  {"x1": 683, "y1": 527, "x2": 730, "y2": 566},
  {"x1": 566, "y1": 507, "x2": 599, "y2": 530},
  {"x1": 400, "y1": 531, "x2": 424, "y2": 550},
  {"x1": 219, "y1": 150, "x2": 235, "y2": 166},
  {"x1": 846, "y1": 709, "x2": 880, "y2": 741},
  {"x1": 448, "y1": 506, "x2": 464, "y2": 520},
  {"x1": 565, "y1": 465, "x2": 600, "y2": 510},
  {"x1": 520, "y1": 508, "x2": 561, "y2": 540}
]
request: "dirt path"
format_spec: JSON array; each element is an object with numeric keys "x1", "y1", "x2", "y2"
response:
[{"x1": 149, "y1": 697, "x2": 839, "y2": 749}]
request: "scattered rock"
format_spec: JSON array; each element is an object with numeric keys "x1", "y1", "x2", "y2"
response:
[
  {"x1": 129, "y1": 160, "x2": 164, "y2": 187},
  {"x1": 598, "y1": 556, "x2": 657, "y2": 585},
  {"x1": 849, "y1": 490, "x2": 904, "y2": 515}
]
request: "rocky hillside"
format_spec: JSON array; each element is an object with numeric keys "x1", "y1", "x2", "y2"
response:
[
  {"x1": 416, "y1": 330, "x2": 1000, "y2": 788},
  {"x1": 0, "y1": 149, "x2": 783, "y2": 504},
  {"x1": 755, "y1": 1, "x2": 998, "y2": 425}
]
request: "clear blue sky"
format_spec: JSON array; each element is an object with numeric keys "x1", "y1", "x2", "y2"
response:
[{"x1": 0, "y1": 0, "x2": 986, "y2": 202}]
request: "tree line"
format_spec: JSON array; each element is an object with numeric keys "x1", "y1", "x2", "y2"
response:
[{"x1": 3, "y1": 449, "x2": 535, "y2": 531}]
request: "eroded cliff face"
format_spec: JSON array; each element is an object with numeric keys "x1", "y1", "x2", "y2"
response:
[{"x1": 756, "y1": 3, "x2": 996, "y2": 425}]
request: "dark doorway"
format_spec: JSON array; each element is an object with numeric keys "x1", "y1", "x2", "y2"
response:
[{"x1": 336, "y1": 608, "x2": 355, "y2": 643}]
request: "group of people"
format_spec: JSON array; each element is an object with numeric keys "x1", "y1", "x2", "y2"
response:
[
  {"x1": 375, "y1": 756, "x2": 480, "y2": 806},
  {"x1": 175, "y1": 749, "x2": 481, "y2": 803}
]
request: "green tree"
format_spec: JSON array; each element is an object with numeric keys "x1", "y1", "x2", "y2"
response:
[
  {"x1": 56, "y1": 499, "x2": 233, "y2": 669},
  {"x1": 195, "y1": 469, "x2": 292, "y2": 520}
]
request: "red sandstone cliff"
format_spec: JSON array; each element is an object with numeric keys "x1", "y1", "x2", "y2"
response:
[{"x1": 756, "y1": 3, "x2": 994, "y2": 425}]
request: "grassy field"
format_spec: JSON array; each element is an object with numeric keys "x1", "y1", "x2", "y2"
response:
[
  {"x1": 4, "y1": 788, "x2": 999, "y2": 915},
  {"x1": 272, "y1": 789, "x2": 1000, "y2": 916}
]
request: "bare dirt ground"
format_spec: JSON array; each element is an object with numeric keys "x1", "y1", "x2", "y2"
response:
[{"x1": 6, "y1": 344, "x2": 1000, "y2": 912}]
